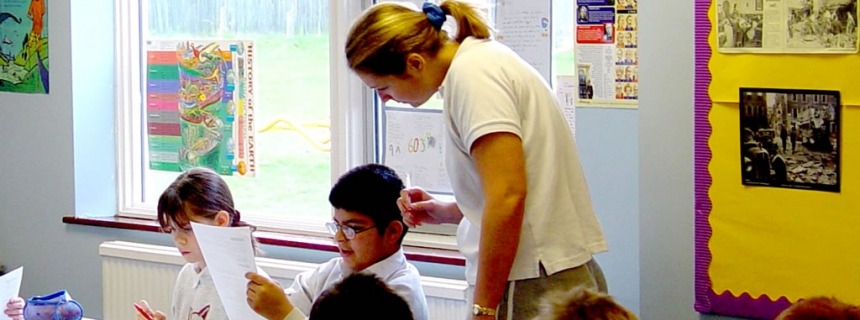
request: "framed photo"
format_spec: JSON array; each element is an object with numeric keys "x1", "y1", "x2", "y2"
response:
[{"x1": 739, "y1": 88, "x2": 840, "y2": 192}]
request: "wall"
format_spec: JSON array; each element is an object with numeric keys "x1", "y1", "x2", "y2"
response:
[{"x1": 637, "y1": 0, "x2": 700, "y2": 319}]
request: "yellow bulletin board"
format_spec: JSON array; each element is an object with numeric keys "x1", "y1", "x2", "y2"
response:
[{"x1": 694, "y1": 1, "x2": 860, "y2": 319}]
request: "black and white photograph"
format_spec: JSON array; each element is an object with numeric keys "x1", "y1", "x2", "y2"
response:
[
  {"x1": 718, "y1": 0, "x2": 764, "y2": 48},
  {"x1": 740, "y1": 88, "x2": 840, "y2": 192},
  {"x1": 787, "y1": 0, "x2": 857, "y2": 49}
]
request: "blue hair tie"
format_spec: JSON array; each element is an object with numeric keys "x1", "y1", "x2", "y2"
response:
[{"x1": 422, "y1": 2, "x2": 446, "y2": 30}]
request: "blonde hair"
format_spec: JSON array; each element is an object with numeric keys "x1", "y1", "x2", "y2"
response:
[
  {"x1": 346, "y1": 0, "x2": 492, "y2": 76},
  {"x1": 533, "y1": 286, "x2": 638, "y2": 320}
]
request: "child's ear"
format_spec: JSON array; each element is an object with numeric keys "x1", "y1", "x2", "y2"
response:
[
  {"x1": 215, "y1": 210, "x2": 231, "y2": 227},
  {"x1": 384, "y1": 220, "x2": 405, "y2": 245}
]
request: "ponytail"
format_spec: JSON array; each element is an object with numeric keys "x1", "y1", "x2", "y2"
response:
[
  {"x1": 438, "y1": 0, "x2": 492, "y2": 43},
  {"x1": 346, "y1": 0, "x2": 493, "y2": 76}
]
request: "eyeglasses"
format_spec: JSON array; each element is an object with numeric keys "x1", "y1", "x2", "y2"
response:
[{"x1": 325, "y1": 221, "x2": 376, "y2": 240}]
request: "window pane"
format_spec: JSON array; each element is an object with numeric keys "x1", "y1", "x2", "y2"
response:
[{"x1": 142, "y1": 0, "x2": 332, "y2": 221}]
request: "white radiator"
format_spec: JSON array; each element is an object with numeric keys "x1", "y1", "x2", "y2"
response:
[{"x1": 100, "y1": 241, "x2": 468, "y2": 320}]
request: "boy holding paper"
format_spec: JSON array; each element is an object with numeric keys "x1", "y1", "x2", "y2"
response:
[{"x1": 245, "y1": 164, "x2": 428, "y2": 320}]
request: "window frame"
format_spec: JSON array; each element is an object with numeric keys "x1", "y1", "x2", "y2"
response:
[{"x1": 114, "y1": 0, "x2": 459, "y2": 250}]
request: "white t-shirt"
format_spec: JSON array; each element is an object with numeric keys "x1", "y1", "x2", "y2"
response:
[
  {"x1": 440, "y1": 37, "x2": 608, "y2": 284},
  {"x1": 282, "y1": 248, "x2": 428, "y2": 320},
  {"x1": 172, "y1": 263, "x2": 267, "y2": 320}
]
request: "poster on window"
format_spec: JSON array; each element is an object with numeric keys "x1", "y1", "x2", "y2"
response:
[
  {"x1": 146, "y1": 40, "x2": 256, "y2": 177},
  {"x1": 740, "y1": 88, "x2": 840, "y2": 192},
  {"x1": 575, "y1": 0, "x2": 638, "y2": 109},
  {"x1": 717, "y1": 0, "x2": 858, "y2": 53},
  {"x1": 0, "y1": 0, "x2": 48, "y2": 94}
]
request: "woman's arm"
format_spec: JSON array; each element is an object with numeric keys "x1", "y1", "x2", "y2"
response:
[{"x1": 469, "y1": 132, "x2": 528, "y2": 319}]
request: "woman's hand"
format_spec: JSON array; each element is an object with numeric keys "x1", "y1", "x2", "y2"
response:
[
  {"x1": 4, "y1": 297, "x2": 24, "y2": 320},
  {"x1": 397, "y1": 187, "x2": 462, "y2": 227},
  {"x1": 246, "y1": 272, "x2": 293, "y2": 320},
  {"x1": 134, "y1": 300, "x2": 167, "y2": 320}
]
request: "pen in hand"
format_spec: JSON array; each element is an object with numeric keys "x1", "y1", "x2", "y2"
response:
[{"x1": 134, "y1": 303, "x2": 155, "y2": 320}]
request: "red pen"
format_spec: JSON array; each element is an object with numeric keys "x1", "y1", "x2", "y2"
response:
[{"x1": 134, "y1": 303, "x2": 155, "y2": 320}]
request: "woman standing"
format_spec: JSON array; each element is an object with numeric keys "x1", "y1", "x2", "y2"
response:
[{"x1": 346, "y1": 1, "x2": 608, "y2": 319}]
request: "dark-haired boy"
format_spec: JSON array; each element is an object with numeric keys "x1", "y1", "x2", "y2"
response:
[
  {"x1": 246, "y1": 164, "x2": 428, "y2": 320},
  {"x1": 309, "y1": 273, "x2": 414, "y2": 320}
]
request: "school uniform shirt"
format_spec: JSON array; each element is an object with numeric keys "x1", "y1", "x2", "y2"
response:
[
  {"x1": 172, "y1": 263, "x2": 268, "y2": 320},
  {"x1": 281, "y1": 248, "x2": 429, "y2": 320},
  {"x1": 439, "y1": 36, "x2": 608, "y2": 285}
]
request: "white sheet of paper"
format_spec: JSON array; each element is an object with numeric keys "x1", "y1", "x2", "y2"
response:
[
  {"x1": 0, "y1": 267, "x2": 23, "y2": 320},
  {"x1": 556, "y1": 75, "x2": 577, "y2": 140},
  {"x1": 190, "y1": 222, "x2": 263, "y2": 320}
]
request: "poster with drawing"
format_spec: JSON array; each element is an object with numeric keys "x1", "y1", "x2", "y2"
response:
[
  {"x1": 146, "y1": 40, "x2": 256, "y2": 177},
  {"x1": 382, "y1": 107, "x2": 451, "y2": 194},
  {"x1": 718, "y1": 0, "x2": 858, "y2": 53},
  {"x1": 0, "y1": 0, "x2": 48, "y2": 94},
  {"x1": 740, "y1": 88, "x2": 840, "y2": 192},
  {"x1": 575, "y1": 0, "x2": 638, "y2": 108}
]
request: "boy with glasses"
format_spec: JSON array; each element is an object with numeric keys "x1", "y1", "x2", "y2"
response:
[{"x1": 245, "y1": 164, "x2": 428, "y2": 320}]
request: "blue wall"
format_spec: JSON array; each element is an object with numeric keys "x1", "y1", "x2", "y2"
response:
[{"x1": 576, "y1": 107, "x2": 640, "y2": 313}]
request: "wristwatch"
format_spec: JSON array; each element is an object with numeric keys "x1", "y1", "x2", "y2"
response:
[{"x1": 472, "y1": 304, "x2": 497, "y2": 316}]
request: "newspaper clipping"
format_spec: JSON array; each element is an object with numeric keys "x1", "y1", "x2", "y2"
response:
[
  {"x1": 575, "y1": 0, "x2": 638, "y2": 108},
  {"x1": 718, "y1": 0, "x2": 858, "y2": 53}
]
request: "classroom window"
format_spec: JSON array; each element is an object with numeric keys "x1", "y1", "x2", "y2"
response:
[{"x1": 117, "y1": 0, "x2": 373, "y2": 235}]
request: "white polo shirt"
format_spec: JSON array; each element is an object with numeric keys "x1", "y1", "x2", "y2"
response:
[{"x1": 440, "y1": 37, "x2": 608, "y2": 284}]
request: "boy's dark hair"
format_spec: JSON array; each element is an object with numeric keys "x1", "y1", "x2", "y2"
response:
[
  {"x1": 309, "y1": 273, "x2": 414, "y2": 320},
  {"x1": 329, "y1": 164, "x2": 408, "y2": 243}
]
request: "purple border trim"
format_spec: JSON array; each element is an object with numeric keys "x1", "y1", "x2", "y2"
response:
[
  {"x1": 693, "y1": 0, "x2": 715, "y2": 313},
  {"x1": 693, "y1": 1, "x2": 793, "y2": 318}
]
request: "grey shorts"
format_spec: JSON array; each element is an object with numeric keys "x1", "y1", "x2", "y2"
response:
[{"x1": 497, "y1": 259, "x2": 607, "y2": 320}]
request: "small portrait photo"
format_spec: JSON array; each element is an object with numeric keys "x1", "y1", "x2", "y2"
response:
[
  {"x1": 617, "y1": 14, "x2": 628, "y2": 31},
  {"x1": 603, "y1": 23, "x2": 614, "y2": 42},
  {"x1": 578, "y1": 5, "x2": 589, "y2": 23},
  {"x1": 617, "y1": 31, "x2": 628, "y2": 48},
  {"x1": 616, "y1": 49, "x2": 625, "y2": 64},
  {"x1": 624, "y1": 65, "x2": 637, "y2": 82},
  {"x1": 615, "y1": 66, "x2": 625, "y2": 82},
  {"x1": 624, "y1": 48, "x2": 637, "y2": 65},
  {"x1": 626, "y1": 14, "x2": 637, "y2": 31},
  {"x1": 627, "y1": 32, "x2": 638, "y2": 48},
  {"x1": 617, "y1": 0, "x2": 628, "y2": 10},
  {"x1": 623, "y1": 83, "x2": 634, "y2": 99},
  {"x1": 615, "y1": 83, "x2": 624, "y2": 99}
]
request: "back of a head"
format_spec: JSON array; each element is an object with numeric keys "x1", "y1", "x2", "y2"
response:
[
  {"x1": 309, "y1": 273, "x2": 414, "y2": 320},
  {"x1": 345, "y1": 0, "x2": 492, "y2": 76},
  {"x1": 329, "y1": 164, "x2": 408, "y2": 242},
  {"x1": 534, "y1": 286, "x2": 638, "y2": 320},
  {"x1": 776, "y1": 296, "x2": 860, "y2": 320}
]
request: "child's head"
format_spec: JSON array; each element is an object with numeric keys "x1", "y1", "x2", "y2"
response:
[
  {"x1": 534, "y1": 286, "x2": 638, "y2": 320},
  {"x1": 775, "y1": 296, "x2": 860, "y2": 320},
  {"x1": 328, "y1": 164, "x2": 407, "y2": 271},
  {"x1": 309, "y1": 273, "x2": 414, "y2": 320},
  {"x1": 158, "y1": 167, "x2": 254, "y2": 266}
]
